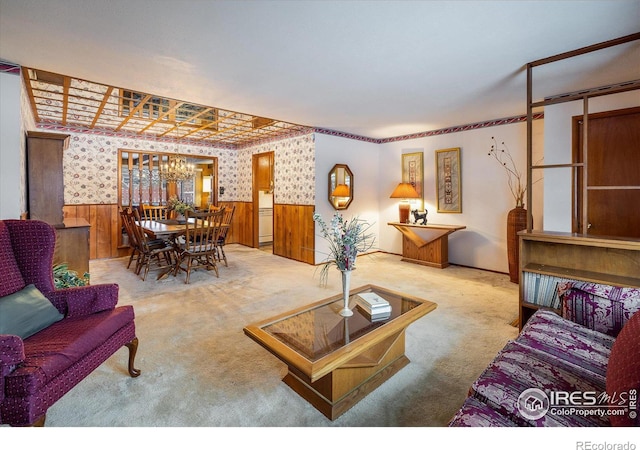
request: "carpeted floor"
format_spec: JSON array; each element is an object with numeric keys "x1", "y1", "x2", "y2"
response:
[{"x1": 45, "y1": 245, "x2": 520, "y2": 427}]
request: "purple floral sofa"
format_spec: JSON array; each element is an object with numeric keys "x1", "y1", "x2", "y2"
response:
[
  {"x1": 0, "y1": 220, "x2": 140, "y2": 426},
  {"x1": 449, "y1": 281, "x2": 640, "y2": 427}
]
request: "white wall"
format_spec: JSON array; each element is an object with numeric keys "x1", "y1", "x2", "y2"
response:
[
  {"x1": 313, "y1": 134, "x2": 381, "y2": 265},
  {"x1": 379, "y1": 122, "x2": 544, "y2": 273},
  {"x1": 314, "y1": 120, "x2": 544, "y2": 274},
  {"x1": 543, "y1": 91, "x2": 640, "y2": 232},
  {"x1": 0, "y1": 71, "x2": 22, "y2": 219},
  {"x1": 314, "y1": 91, "x2": 638, "y2": 273}
]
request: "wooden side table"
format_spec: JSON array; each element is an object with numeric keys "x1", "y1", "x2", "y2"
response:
[
  {"x1": 54, "y1": 218, "x2": 91, "y2": 277},
  {"x1": 388, "y1": 222, "x2": 466, "y2": 268}
]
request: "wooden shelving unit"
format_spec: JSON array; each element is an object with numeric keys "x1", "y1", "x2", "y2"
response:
[
  {"x1": 27, "y1": 131, "x2": 90, "y2": 276},
  {"x1": 525, "y1": 33, "x2": 640, "y2": 233},
  {"x1": 519, "y1": 34, "x2": 640, "y2": 328},
  {"x1": 518, "y1": 230, "x2": 640, "y2": 327}
]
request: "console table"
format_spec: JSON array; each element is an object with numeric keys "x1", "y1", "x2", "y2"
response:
[{"x1": 388, "y1": 222, "x2": 466, "y2": 268}]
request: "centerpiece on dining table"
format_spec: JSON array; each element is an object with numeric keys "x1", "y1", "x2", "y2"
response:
[
  {"x1": 167, "y1": 196, "x2": 194, "y2": 223},
  {"x1": 313, "y1": 211, "x2": 375, "y2": 317}
]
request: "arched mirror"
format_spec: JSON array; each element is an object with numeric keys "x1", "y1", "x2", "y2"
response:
[{"x1": 328, "y1": 164, "x2": 353, "y2": 210}]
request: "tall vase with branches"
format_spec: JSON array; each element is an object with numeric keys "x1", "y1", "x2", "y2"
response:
[
  {"x1": 488, "y1": 137, "x2": 526, "y2": 208},
  {"x1": 489, "y1": 137, "x2": 528, "y2": 283}
]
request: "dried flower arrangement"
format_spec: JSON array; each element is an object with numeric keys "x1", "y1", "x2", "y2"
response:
[{"x1": 488, "y1": 137, "x2": 526, "y2": 207}]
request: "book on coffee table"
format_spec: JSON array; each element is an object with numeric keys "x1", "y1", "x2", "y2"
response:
[
  {"x1": 355, "y1": 292, "x2": 391, "y2": 314},
  {"x1": 356, "y1": 304, "x2": 392, "y2": 322}
]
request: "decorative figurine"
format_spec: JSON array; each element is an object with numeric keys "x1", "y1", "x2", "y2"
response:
[{"x1": 412, "y1": 209, "x2": 428, "y2": 225}]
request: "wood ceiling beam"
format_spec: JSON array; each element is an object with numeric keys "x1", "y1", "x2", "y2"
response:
[
  {"x1": 189, "y1": 114, "x2": 241, "y2": 141},
  {"x1": 21, "y1": 66, "x2": 308, "y2": 147},
  {"x1": 115, "y1": 94, "x2": 152, "y2": 131},
  {"x1": 198, "y1": 117, "x2": 255, "y2": 141},
  {"x1": 529, "y1": 32, "x2": 640, "y2": 67},
  {"x1": 178, "y1": 107, "x2": 214, "y2": 129},
  {"x1": 90, "y1": 86, "x2": 114, "y2": 129},
  {"x1": 21, "y1": 69, "x2": 40, "y2": 123},
  {"x1": 137, "y1": 100, "x2": 185, "y2": 134},
  {"x1": 158, "y1": 107, "x2": 214, "y2": 138},
  {"x1": 180, "y1": 111, "x2": 238, "y2": 138},
  {"x1": 216, "y1": 124, "x2": 264, "y2": 141}
]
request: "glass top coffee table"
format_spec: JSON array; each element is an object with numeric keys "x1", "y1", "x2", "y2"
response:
[{"x1": 243, "y1": 284, "x2": 437, "y2": 420}]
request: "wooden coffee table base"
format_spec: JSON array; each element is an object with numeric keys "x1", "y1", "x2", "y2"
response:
[
  {"x1": 282, "y1": 330, "x2": 408, "y2": 420},
  {"x1": 244, "y1": 285, "x2": 437, "y2": 422}
]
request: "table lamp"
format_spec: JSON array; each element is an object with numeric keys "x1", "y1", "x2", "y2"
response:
[
  {"x1": 390, "y1": 182, "x2": 420, "y2": 223},
  {"x1": 331, "y1": 184, "x2": 350, "y2": 197}
]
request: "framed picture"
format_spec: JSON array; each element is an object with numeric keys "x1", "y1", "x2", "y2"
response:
[
  {"x1": 435, "y1": 147, "x2": 461, "y2": 213},
  {"x1": 401, "y1": 151, "x2": 424, "y2": 211}
]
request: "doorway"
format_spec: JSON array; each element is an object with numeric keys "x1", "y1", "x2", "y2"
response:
[
  {"x1": 573, "y1": 106, "x2": 640, "y2": 238},
  {"x1": 252, "y1": 151, "x2": 274, "y2": 251}
]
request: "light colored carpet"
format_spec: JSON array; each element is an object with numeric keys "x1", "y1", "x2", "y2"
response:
[{"x1": 45, "y1": 245, "x2": 520, "y2": 427}]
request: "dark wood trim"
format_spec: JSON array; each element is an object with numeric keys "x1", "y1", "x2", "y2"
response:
[{"x1": 529, "y1": 32, "x2": 640, "y2": 67}]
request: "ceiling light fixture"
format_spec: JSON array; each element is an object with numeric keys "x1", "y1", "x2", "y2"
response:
[{"x1": 160, "y1": 126, "x2": 195, "y2": 182}]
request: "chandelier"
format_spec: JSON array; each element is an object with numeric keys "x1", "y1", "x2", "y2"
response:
[
  {"x1": 159, "y1": 127, "x2": 195, "y2": 182},
  {"x1": 160, "y1": 154, "x2": 195, "y2": 182}
]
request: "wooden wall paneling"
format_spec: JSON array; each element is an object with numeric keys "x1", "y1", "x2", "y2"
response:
[
  {"x1": 298, "y1": 205, "x2": 315, "y2": 264},
  {"x1": 88, "y1": 205, "x2": 99, "y2": 259},
  {"x1": 219, "y1": 201, "x2": 252, "y2": 246},
  {"x1": 219, "y1": 201, "x2": 237, "y2": 244},
  {"x1": 110, "y1": 205, "x2": 120, "y2": 257},
  {"x1": 95, "y1": 205, "x2": 114, "y2": 259},
  {"x1": 60, "y1": 202, "x2": 316, "y2": 264},
  {"x1": 273, "y1": 204, "x2": 315, "y2": 264},
  {"x1": 307, "y1": 205, "x2": 316, "y2": 263},
  {"x1": 63, "y1": 204, "x2": 123, "y2": 259},
  {"x1": 239, "y1": 202, "x2": 254, "y2": 246},
  {"x1": 273, "y1": 204, "x2": 285, "y2": 257}
]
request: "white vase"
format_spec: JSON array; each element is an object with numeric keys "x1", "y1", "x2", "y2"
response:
[{"x1": 340, "y1": 269, "x2": 353, "y2": 317}]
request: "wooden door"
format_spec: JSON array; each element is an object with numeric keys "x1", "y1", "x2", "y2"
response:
[
  {"x1": 256, "y1": 152, "x2": 273, "y2": 191},
  {"x1": 252, "y1": 151, "x2": 274, "y2": 248},
  {"x1": 573, "y1": 107, "x2": 640, "y2": 237}
]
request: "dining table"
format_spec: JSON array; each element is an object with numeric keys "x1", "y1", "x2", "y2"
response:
[
  {"x1": 137, "y1": 219, "x2": 192, "y2": 240},
  {"x1": 136, "y1": 218, "x2": 229, "y2": 280}
]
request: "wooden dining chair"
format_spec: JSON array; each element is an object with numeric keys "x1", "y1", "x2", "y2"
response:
[
  {"x1": 142, "y1": 204, "x2": 168, "y2": 221},
  {"x1": 131, "y1": 208, "x2": 176, "y2": 280},
  {"x1": 215, "y1": 204, "x2": 236, "y2": 267},
  {"x1": 173, "y1": 207, "x2": 226, "y2": 284},
  {"x1": 119, "y1": 206, "x2": 143, "y2": 270}
]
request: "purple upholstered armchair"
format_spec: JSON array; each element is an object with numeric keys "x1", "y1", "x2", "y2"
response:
[{"x1": 0, "y1": 219, "x2": 140, "y2": 426}]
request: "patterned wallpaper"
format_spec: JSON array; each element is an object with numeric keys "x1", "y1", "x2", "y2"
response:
[
  {"x1": 56, "y1": 128, "x2": 315, "y2": 206},
  {"x1": 238, "y1": 133, "x2": 316, "y2": 204}
]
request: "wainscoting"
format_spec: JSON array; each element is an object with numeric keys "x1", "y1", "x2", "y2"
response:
[
  {"x1": 62, "y1": 202, "x2": 315, "y2": 265},
  {"x1": 63, "y1": 204, "x2": 122, "y2": 259},
  {"x1": 274, "y1": 204, "x2": 315, "y2": 264}
]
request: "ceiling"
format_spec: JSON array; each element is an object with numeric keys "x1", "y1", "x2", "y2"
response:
[
  {"x1": 17, "y1": 67, "x2": 311, "y2": 148},
  {"x1": 1, "y1": 0, "x2": 639, "y2": 147}
]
